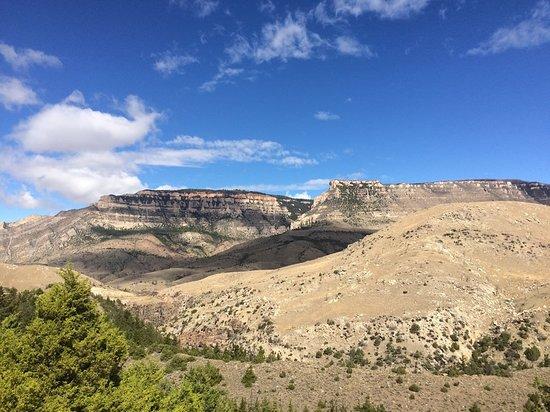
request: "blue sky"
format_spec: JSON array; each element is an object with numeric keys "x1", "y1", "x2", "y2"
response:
[{"x1": 0, "y1": 0, "x2": 549, "y2": 221}]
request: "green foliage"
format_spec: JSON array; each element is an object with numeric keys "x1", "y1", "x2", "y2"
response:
[
  {"x1": 165, "y1": 354, "x2": 190, "y2": 373},
  {"x1": 241, "y1": 366, "x2": 257, "y2": 388},
  {"x1": 0, "y1": 266, "x2": 393, "y2": 412},
  {"x1": 408, "y1": 384, "x2": 420, "y2": 392},
  {"x1": 525, "y1": 346, "x2": 541, "y2": 362},
  {"x1": 91, "y1": 224, "x2": 230, "y2": 244},
  {"x1": 523, "y1": 379, "x2": 550, "y2": 412},
  {"x1": 353, "y1": 397, "x2": 386, "y2": 412},
  {"x1": 0, "y1": 286, "x2": 42, "y2": 329},
  {"x1": 183, "y1": 344, "x2": 273, "y2": 363},
  {"x1": 468, "y1": 403, "x2": 482, "y2": 412},
  {"x1": 409, "y1": 323, "x2": 420, "y2": 334},
  {"x1": 107, "y1": 361, "x2": 228, "y2": 412},
  {"x1": 95, "y1": 295, "x2": 177, "y2": 357},
  {"x1": 0, "y1": 267, "x2": 128, "y2": 411}
]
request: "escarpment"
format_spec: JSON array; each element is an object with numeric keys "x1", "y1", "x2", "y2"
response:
[
  {"x1": 0, "y1": 189, "x2": 312, "y2": 279},
  {"x1": 293, "y1": 179, "x2": 550, "y2": 230}
]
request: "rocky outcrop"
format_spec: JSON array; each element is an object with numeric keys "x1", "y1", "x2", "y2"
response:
[
  {"x1": 0, "y1": 189, "x2": 312, "y2": 278},
  {"x1": 292, "y1": 179, "x2": 550, "y2": 230},
  {"x1": 94, "y1": 189, "x2": 311, "y2": 238}
]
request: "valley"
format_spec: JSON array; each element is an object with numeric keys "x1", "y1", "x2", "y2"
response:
[{"x1": 1, "y1": 179, "x2": 549, "y2": 411}]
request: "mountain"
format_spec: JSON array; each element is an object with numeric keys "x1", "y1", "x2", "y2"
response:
[
  {"x1": 142, "y1": 201, "x2": 549, "y2": 370},
  {"x1": 293, "y1": 179, "x2": 550, "y2": 230},
  {"x1": 0, "y1": 189, "x2": 312, "y2": 280}
]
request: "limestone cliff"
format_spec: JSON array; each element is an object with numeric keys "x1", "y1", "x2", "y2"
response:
[
  {"x1": 292, "y1": 179, "x2": 550, "y2": 230},
  {"x1": 0, "y1": 189, "x2": 312, "y2": 279}
]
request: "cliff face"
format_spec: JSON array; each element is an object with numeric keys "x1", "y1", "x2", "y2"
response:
[
  {"x1": 0, "y1": 189, "x2": 312, "y2": 279},
  {"x1": 94, "y1": 189, "x2": 311, "y2": 238},
  {"x1": 292, "y1": 179, "x2": 550, "y2": 230}
]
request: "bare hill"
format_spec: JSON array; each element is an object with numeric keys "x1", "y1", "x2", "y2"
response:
[
  {"x1": 147, "y1": 201, "x2": 550, "y2": 370},
  {"x1": 109, "y1": 226, "x2": 371, "y2": 292}
]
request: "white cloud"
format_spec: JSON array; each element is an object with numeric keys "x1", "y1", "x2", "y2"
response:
[
  {"x1": 169, "y1": 0, "x2": 219, "y2": 17},
  {"x1": 164, "y1": 136, "x2": 317, "y2": 166},
  {"x1": 333, "y1": 0, "x2": 430, "y2": 19},
  {"x1": 1, "y1": 94, "x2": 316, "y2": 204},
  {"x1": 0, "y1": 76, "x2": 40, "y2": 109},
  {"x1": 0, "y1": 42, "x2": 62, "y2": 70},
  {"x1": 314, "y1": 111, "x2": 340, "y2": 121},
  {"x1": 313, "y1": 1, "x2": 346, "y2": 25},
  {"x1": 11, "y1": 93, "x2": 159, "y2": 152},
  {"x1": 153, "y1": 51, "x2": 198, "y2": 75},
  {"x1": 227, "y1": 178, "x2": 331, "y2": 193},
  {"x1": 1, "y1": 152, "x2": 145, "y2": 203},
  {"x1": 467, "y1": 1, "x2": 550, "y2": 56},
  {"x1": 259, "y1": 0, "x2": 276, "y2": 14},
  {"x1": 169, "y1": 135, "x2": 205, "y2": 145},
  {"x1": 62, "y1": 90, "x2": 86, "y2": 105},
  {"x1": 225, "y1": 14, "x2": 325, "y2": 64},
  {"x1": 286, "y1": 191, "x2": 312, "y2": 199},
  {"x1": 279, "y1": 156, "x2": 318, "y2": 166},
  {"x1": 334, "y1": 36, "x2": 374, "y2": 57},
  {"x1": 155, "y1": 184, "x2": 187, "y2": 190},
  {"x1": 0, "y1": 186, "x2": 42, "y2": 209},
  {"x1": 199, "y1": 66, "x2": 243, "y2": 92},
  {"x1": 254, "y1": 14, "x2": 322, "y2": 63}
]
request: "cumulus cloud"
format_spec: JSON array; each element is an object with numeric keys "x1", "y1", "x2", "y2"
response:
[
  {"x1": 333, "y1": 0, "x2": 430, "y2": 19},
  {"x1": 467, "y1": 1, "x2": 550, "y2": 56},
  {"x1": 0, "y1": 76, "x2": 40, "y2": 109},
  {"x1": 0, "y1": 42, "x2": 62, "y2": 70},
  {"x1": 0, "y1": 186, "x2": 42, "y2": 209},
  {"x1": 169, "y1": 0, "x2": 219, "y2": 17},
  {"x1": 10, "y1": 93, "x2": 160, "y2": 152},
  {"x1": 153, "y1": 51, "x2": 198, "y2": 75},
  {"x1": 1, "y1": 93, "x2": 316, "y2": 204},
  {"x1": 334, "y1": 36, "x2": 374, "y2": 57},
  {"x1": 314, "y1": 111, "x2": 340, "y2": 121}
]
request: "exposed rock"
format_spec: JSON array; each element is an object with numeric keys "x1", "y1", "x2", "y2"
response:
[
  {"x1": 0, "y1": 189, "x2": 312, "y2": 279},
  {"x1": 292, "y1": 179, "x2": 550, "y2": 230}
]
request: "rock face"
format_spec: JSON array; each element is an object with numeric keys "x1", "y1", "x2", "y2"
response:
[
  {"x1": 0, "y1": 189, "x2": 312, "y2": 279},
  {"x1": 292, "y1": 179, "x2": 550, "y2": 230}
]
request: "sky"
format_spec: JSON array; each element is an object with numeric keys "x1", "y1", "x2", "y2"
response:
[{"x1": 0, "y1": 0, "x2": 549, "y2": 221}]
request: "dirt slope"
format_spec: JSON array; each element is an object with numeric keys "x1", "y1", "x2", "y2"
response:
[{"x1": 150, "y1": 201, "x2": 549, "y2": 367}]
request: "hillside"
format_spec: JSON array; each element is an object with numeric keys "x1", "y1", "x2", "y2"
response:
[
  {"x1": 146, "y1": 201, "x2": 550, "y2": 371},
  {"x1": 0, "y1": 189, "x2": 312, "y2": 280},
  {"x1": 109, "y1": 226, "x2": 371, "y2": 292},
  {"x1": 293, "y1": 179, "x2": 550, "y2": 230}
]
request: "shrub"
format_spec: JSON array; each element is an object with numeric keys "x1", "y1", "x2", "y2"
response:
[
  {"x1": 408, "y1": 384, "x2": 420, "y2": 392},
  {"x1": 241, "y1": 366, "x2": 257, "y2": 388},
  {"x1": 523, "y1": 379, "x2": 550, "y2": 412},
  {"x1": 165, "y1": 354, "x2": 188, "y2": 373},
  {"x1": 410, "y1": 323, "x2": 420, "y2": 334},
  {"x1": 524, "y1": 346, "x2": 541, "y2": 362},
  {"x1": 287, "y1": 379, "x2": 295, "y2": 390},
  {"x1": 468, "y1": 402, "x2": 481, "y2": 412},
  {"x1": 353, "y1": 397, "x2": 386, "y2": 412}
]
